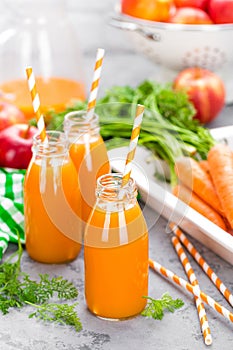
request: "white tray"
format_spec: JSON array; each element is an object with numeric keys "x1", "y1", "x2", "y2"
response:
[{"x1": 108, "y1": 125, "x2": 233, "y2": 265}]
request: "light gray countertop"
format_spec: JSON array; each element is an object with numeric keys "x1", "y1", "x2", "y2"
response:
[
  {"x1": 0, "y1": 1, "x2": 233, "y2": 349},
  {"x1": 1, "y1": 204, "x2": 233, "y2": 350}
]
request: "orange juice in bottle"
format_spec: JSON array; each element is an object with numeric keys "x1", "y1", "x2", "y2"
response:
[
  {"x1": 84, "y1": 173, "x2": 149, "y2": 320},
  {"x1": 24, "y1": 131, "x2": 82, "y2": 263},
  {"x1": 64, "y1": 111, "x2": 110, "y2": 224}
]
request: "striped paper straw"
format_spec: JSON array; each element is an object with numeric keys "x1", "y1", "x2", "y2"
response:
[
  {"x1": 25, "y1": 66, "x2": 48, "y2": 143},
  {"x1": 121, "y1": 104, "x2": 145, "y2": 187},
  {"x1": 149, "y1": 258, "x2": 233, "y2": 323},
  {"x1": 170, "y1": 223, "x2": 233, "y2": 308},
  {"x1": 171, "y1": 236, "x2": 212, "y2": 346},
  {"x1": 86, "y1": 48, "x2": 105, "y2": 120}
]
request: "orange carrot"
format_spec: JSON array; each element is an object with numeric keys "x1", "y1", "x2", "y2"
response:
[
  {"x1": 172, "y1": 184, "x2": 227, "y2": 231},
  {"x1": 208, "y1": 143, "x2": 233, "y2": 229},
  {"x1": 198, "y1": 160, "x2": 210, "y2": 174},
  {"x1": 174, "y1": 156, "x2": 224, "y2": 216}
]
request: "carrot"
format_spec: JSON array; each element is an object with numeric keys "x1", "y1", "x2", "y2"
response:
[
  {"x1": 198, "y1": 160, "x2": 210, "y2": 174},
  {"x1": 174, "y1": 156, "x2": 224, "y2": 216},
  {"x1": 208, "y1": 143, "x2": 233, "y2": 229},
  {"x1": 172, "y1": 184, "x2": 227, "y2": 231}
]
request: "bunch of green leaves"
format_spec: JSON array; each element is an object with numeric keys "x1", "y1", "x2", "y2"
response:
[
  {"x1": 0, "y1": 239, "x2": 82, "y2": 332},
  {"x1": 97, "y1": 80, "x2": 215, "y2": 158},
  {"x1": 44, "y1": 80, "x2": 216, "y2": 185},
  {"x1": 141, "y1": 292, "x2": 184, "y2": 320}
]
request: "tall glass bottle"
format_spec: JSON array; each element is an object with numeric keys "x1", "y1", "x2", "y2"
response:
[
  {"x1": 84, "y1": 173, "x2": 149, "y2": 320},
  {"x1": 24, "y1": 131, "x2": 82, "y2": 263},
  {"x1": 64, "y1": 110, "x2": 110, "y2": 224},
  {"x1": 0, "y1": 0, "x2": 86, "y2": 120}
]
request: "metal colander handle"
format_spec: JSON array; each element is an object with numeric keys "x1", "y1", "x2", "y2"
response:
[{"x1": 109, "y1": 15, "x2": 161, "y2": 42}]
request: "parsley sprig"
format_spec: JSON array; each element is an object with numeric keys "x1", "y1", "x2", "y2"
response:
[
  {"x1": 141, "y1": 292, "x2": 184, "y2": 320},
  {"x1": 0, "y1": 239, "x2": 82, "y2": 331}
]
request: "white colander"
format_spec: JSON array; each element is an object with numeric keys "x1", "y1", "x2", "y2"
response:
[{"x1": 110, "y1": 9, "x2": 233, "y2": 104}]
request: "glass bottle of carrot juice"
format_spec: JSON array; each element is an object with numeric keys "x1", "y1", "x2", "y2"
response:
[
  {"x1": 63, "y1": 111, "x2": 110, "y2": 224},
  {"x1": 84, "y1": 173, "x2": 149, "y2": 320},
  {"x1": 0, "y1": 0, "x2": 86, "y2": 120},
  {"x1": 24, "y1": 131, "x2": 82, "y2": 263}
]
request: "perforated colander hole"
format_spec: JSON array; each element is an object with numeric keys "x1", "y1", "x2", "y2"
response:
[
  {"x1": 182, "y1": 47, "x2": 227, "y2": 71},
  {"x1": 143, "y1": 47, "x2": 161, "y2": 64}
]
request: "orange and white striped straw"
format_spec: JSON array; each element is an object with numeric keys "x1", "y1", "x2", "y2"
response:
[
  {"x1": 25, "y1": 66, "x2": 48, "y2": 143},
  {"x1": 86, "y1": 48, "x2": 105, "y2": 120},
  {"x1": 149, "y1": 258, "x2": 233, "y2": 323},
  {"x1": 121, "y1": 104, "x2": 145, "y2": 187},
  {"x1": 170, "y1": 223, "x2": 233, "y2": 308},
  {"x1": 171, "y1": 236, "x2": 212, "y2": 346}
]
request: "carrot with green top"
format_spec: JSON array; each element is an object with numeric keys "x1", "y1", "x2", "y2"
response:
[
  {"x1": 172, "y1": 184, "x2": 227, "y2": 231},
  {"x1": 208, "y1": 143, "x2": 233, "y2": 229},
  {"x1": 174, "y1": 156, "x2": 224, "y2": 216}
]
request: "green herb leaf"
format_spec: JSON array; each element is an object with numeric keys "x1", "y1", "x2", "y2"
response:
[
  {"x1": 28, "y1": 302, "x2": 82, "y2": 332},
  {"x1": 141, "y1": 292, "x2": 184, "y2": 320},
  {"x1": 0, "y1": 236, "x2": 82, "y2": 332}
]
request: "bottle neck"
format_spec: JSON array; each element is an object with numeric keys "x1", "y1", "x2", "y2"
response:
[
  {"x1": 30, "y1": 131, "x2": 71, "y2": 195},
  {"x1": 32, "y1": 131, "x2": 69, "y2": 160},
  {"x1": 64, "y1": 111, "x2": 100, "y2": 141},
  {"x1": 95, "y1": 173, "x2": 137, "y2": 212}
]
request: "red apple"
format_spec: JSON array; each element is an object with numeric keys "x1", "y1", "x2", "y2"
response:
[
  {"x1": 0, "y1": 123, "x2": 38, "y2": 169},
  {"x1": 173, "y1": 67, "x2": 225, "y2": 123},
  {"x1": 0, "y1": 102, "x2": 26, "y2": 132},
  {"x1": 208, "y1": 0, "x2": 233, "y2": 24},
  {"x1": 174, "y1": 0, "x2": 209, "y2": 10},
  {"x1": 170, "y1": 7, "x2": 213, "y2": 24},
  {"x1": 121, "y1": 0, "x2": 175, "y2": 22}
]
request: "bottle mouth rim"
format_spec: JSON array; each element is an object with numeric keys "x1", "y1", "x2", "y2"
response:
[
  {"x1": 33, "y1": 130, "x2": 66, "y2": 141},
  {"x1": 64, "y1": 110, "x2": 99, "y2": 126},
  {"x1": 63, "y1": 111, "x2": 100, "y2": 136},
  {"x1": 96, "y1": 173, "x2": 137, "y2": 202},
  {"x1": 32, "y1": 131, "x2": 69, "y2": 157},
  {"x1": 97, "y1": 173, "x2": 135, "y2": 187}
]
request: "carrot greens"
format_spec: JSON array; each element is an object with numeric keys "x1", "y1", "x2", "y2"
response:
[
  {"x1": 27, "y1": 302, "x2": 82, "y2": 332},
  {"x1": 0, "y1": 239, "x2": 82, "y2": 331},
  {"x1": 45, "y1": 80, "x2": 216, "y2": 184},
  {"x1": 141, "y1": 292, "x2": 184, "y2": 320}
]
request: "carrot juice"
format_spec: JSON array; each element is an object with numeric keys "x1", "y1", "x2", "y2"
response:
[
  {"x1": 0, "y1": 77, "x2": 86, "y2": 120},
  {"x1": 24, "y1": 131, "x2": 82, "y2": 263},
  {"x1": 64, "y1": 111, "x2": 110, "y2": 224},
  {"x1": 84, "y1": 173, "x2": 149, "y2": 319}
]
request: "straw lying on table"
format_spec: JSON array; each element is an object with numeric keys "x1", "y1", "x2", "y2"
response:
[
  {"x1": 171, "y1": 236, "x2": 212, "y2": 346},
  {"x1": 149, "y1": 258, "x2": 233, "y2": 323},
  {"x1": 170, "y1": 223, "x2": 233, "y2": 308},
  {"x1": 25, "y1": 66, "x2": 48, "y2": 143}
]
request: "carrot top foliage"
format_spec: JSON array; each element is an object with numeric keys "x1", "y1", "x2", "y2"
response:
[
  {"x1": 44, "y1": 80, "x2": 216, "y2": 185},
  {"x1": 0, "y1": 239, "x2": 82, "y2": 331}
]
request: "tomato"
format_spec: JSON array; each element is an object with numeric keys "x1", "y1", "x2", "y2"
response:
[
  {"x1": 208, "y1": 0, "x2": 233, "y2": 24},
  {"x1": 170, "y1": 6, "x2": 213, "y2": 24},
  {"x1": 121, "y1": 0, "x2": 175, "y2": 22},
  {"x1": 174, "y1": 0, "x2": 208, "y2": 10}
]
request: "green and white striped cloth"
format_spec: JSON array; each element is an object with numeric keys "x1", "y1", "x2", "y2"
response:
[{"x1": 0, "y1": 167, "x2": 26, "y2": 259}]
